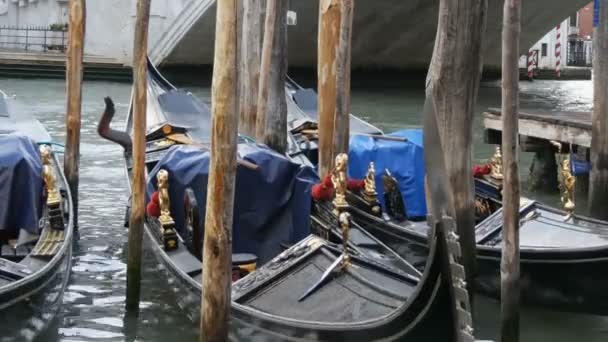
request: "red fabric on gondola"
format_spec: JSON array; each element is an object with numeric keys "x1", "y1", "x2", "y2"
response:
[
  {"x1": 312, "y1": 174, "x2": 366, "y2": 201},
  {"x1": 312, "y1": 174, "x2": 334, "y2": 201},
  {"x1": 473, "y1": 164, "x2": 491, "y2": 178},
  {"x1": 146, "y1": 191, "x2": 161, "y2": 217},
  {"x1": 347, "y1": 179, "x2": 365, "y2": 192},
  {"x1": 322, "y1": 173, "x2": 333, "y2": 188}
]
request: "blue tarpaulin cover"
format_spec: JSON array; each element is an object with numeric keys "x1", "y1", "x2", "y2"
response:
[
  {"x1": 0, "y1": 134, "x2": 43, "y2": 235},
  {"x1": 147, "y1": 143, "x2": 318, "y2": 264},
  {"x1": 348, "y1": 129, "x2": 427, "y2": 219}
]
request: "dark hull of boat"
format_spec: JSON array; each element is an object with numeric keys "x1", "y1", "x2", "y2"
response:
[
  {"x1": 476, "y1": 251, "x2": 608, "y2": 315},
  {"x1": 349, "y1": 203, "x2": 608, "y2": 315},
  {"x1": 0, "y1": 244, "x2": 72, "y2": 341},
  {"x1": 0, "y1": 155, "x2": 74, "y2": 341},
  {"x1": 142, "y1": 217, "x2": 455, "y2": 341}
]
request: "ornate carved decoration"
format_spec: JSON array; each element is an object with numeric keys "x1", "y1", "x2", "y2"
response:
[
  {"x1": 157, "y1": 169, "x2": 178, "y2": 251},
  {"x1": 40, "y1": 145, "x2": 64, "y2": 230}
]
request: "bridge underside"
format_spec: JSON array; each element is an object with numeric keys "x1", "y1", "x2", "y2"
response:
[{"x1": 155, "y1": 0, "x2": 589, "y2": 72}]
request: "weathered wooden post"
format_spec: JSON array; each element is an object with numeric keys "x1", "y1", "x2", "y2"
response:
[
  {"x1": 239, "y1": 0, "x2": 262, "y2": 138},
  {"x1": 63, "y1": 0, "x2": 86, "y2": 230},
  {"x1": 317, "y1": 0, "x2": 349, "y2": 175},
  {"x1": 589, "y1": 0, "x2": 608, "y2": 220},
  {"x1": 333, "y1": 0, "x2": 354, "y2": 156},
  {"x1": 256, "y1": 0, "x2": 277, "y2": 142},
  {"x1": 257, "y1": 0, "x2": 288, "y2": 153},
  {"x1": 426, "y1": 0, "x2": 487, "y2": 302},
  {"x1": 200, "y1": 0, "x2": 239, "y2": 339},
  {"x1": 125, "y1": 0, "x2": 151, "y2": 312},
  {"x1": 317, "y1": 0, "x2": 341, "y2": 176},
  {"x1": 500, "y1": 1, "x2": 521, "y2": 341}
]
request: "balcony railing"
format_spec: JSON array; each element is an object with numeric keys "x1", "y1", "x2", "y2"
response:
[{"x1": 0, "y1": 25, "x2": 68, "y2": 52}]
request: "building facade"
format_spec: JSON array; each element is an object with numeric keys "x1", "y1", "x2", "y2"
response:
[
  {"x1": 521, "y1": 1, "x2": 594, "y2": 71},
  {"x1": 0, "y1": 0, "x2": 188, "y2": 64}
]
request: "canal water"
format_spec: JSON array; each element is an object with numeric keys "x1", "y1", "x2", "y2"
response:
[{"x1": 1, "y1": 73, "x2": 606, "y2": 341}]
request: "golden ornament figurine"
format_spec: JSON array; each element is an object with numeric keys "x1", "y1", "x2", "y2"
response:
[
  {"x1": 363, "y1": 162, "x2": 381, "y2": 215},
  {"x1": 40, "y1": 145, "x2": 61, "y2": 208},
  {"x1": 332, "y1": 153, "x2": 349, "y2": 213},
  {"x1": 490, "y1": 146, "x2": 504, "y2": 180},
  {"x1": 560, "y1": 158, "x2": 576, "y2": 215},
  {"x1": 157, "y1": 169, "x2": 178, "y2": 250},
  {"x1": 363, "y1": 162, "x2": 378, "y2": 199}
]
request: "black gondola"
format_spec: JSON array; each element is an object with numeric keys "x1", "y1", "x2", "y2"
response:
[
  {"x1": 97, "y1": 60, "x2": 474, "y2": 341},
  {"x1": 286, "y1": 80, "x2": 608, "y2": 315},
  {"x1": 0, "y1": 92, "x2": 74, "y2": 340}
]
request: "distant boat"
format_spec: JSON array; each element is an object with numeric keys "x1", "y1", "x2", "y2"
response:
[
  {"x1": 286, "y1": 80, "x2": 608, "y2": 315},
  {"x1": 0, "y1": 91, "x2": 74, "y2": 340},
  {"x1": 97, "y1": 59, "x2": 469, "y2": 341}
]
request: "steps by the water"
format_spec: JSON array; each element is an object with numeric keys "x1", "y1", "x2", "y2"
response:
[{"x1": 0, "y1": 51, "x2": 132, "y2": 82}]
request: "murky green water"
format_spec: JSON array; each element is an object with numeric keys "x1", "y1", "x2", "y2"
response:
[{"x1": 1, "y1": 73, "x2": 606, "y2": 341}]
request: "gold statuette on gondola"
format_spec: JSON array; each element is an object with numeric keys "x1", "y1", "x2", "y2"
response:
[
  {"x1": 40, "y1": 145, "x2": 60, "y2": 208},
  {"x1": 363, "y1": 162, "x2": 381, "y2": 215},
  {"x1": 332, "y1": 154, "x2": 349, "y2": 215},
  {"x1": 560, "y1": 157, "x2": 576, "y2": 216},
  {"x1": 157, "y1": 169, "x2": 178, "y2": 251},
  {"x1": 490, "y1": 146, "x2": 504, "y2": 180},
  {"x1": 40, "y1": 145, "x2": 64, "y2": 230}
]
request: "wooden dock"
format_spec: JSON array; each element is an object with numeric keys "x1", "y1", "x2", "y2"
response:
[{"x1": 483, "y1": 108, "x2": 592, "y2": 148}]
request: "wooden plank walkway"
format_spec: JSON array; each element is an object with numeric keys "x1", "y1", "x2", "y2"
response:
[{"x1": 483, "y1": 108, "x2": 592, "y2": 147}]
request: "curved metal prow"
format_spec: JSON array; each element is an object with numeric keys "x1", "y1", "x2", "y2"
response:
[{"x1": 97, "y1": 97, "x2": 133, "y2": 151}]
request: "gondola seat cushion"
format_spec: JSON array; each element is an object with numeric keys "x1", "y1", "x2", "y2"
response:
[
  {"x1": 147, "y1": 143, "x2": 318, "y2": 264},
  {"x1": 0, "y1": 134, "x2": 43, "y2": 236}
]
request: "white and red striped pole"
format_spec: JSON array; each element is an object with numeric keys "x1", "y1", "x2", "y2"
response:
[
  {"x1": 555, "y1": 24, "x2": 562, "y2": 78},
  {"x1": 527, "y1": 50, "x2": 535, "y2": 79}
]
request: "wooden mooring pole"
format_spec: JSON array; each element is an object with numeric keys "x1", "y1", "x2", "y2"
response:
[
  {"x1": 317, "y1": 0, "x2": 341, "y2": 176},
  {"x1": 259, "y1": 0, "x2": 288, "y2": 153},
  {"x1": 426, "y1": 0, "x2": 487, "y2": 303},
  {"x1": 238, "y1": 0, "x2": 262, "y2": 138},
  {"x1": 63, "y1": 0, "x2": 86, "y2": 230},
  {"x1": 589, "y1": 0, "x2": 608, "y2": 220},
  {"x1": 200, "y1": 0, "x2": 238, "y2": 340},
  {"x1": 333, "y1": 0, "x2": 354, "y2": 155},
  {"x1": 500, "y1": 1, "x2": 521, "y2": 341},
  {"x1": 256, "y1": 0, "x2": 277, "y2": 142},
  {"x1": 125, "y1": 0, "x2": 151, "y2": 312}
]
